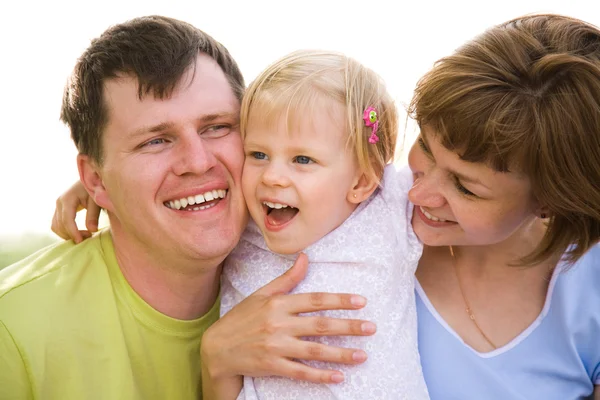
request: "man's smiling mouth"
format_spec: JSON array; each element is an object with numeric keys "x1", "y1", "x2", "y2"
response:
[{"x1": 165, "y1": 189, "x2": 227, "y2": 211}]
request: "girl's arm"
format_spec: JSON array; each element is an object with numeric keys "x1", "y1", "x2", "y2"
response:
[{"x1": 51, "y1": 181, "x2": 102, "y2": 243}]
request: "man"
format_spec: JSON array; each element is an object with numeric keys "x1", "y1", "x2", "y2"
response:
[{"x1": 0, "y1": 16, "x2": 367, "y2": 399}]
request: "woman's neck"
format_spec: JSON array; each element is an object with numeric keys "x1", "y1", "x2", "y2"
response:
[{"x1": 449, "y1": 218, "x2": 552, "y2": 275}]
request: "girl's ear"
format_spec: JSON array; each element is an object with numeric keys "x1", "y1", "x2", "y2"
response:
[
  {"x1": 77, "y1": 155, "x2": 114, "y2": 212},
  {"x1": 347, "y1": 173, "x2": 379, "y2": 204}
]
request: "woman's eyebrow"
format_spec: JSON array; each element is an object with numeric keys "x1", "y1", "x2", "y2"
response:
[{"x1": 450, "y1": 169, "x2": 490, "y2": 189}]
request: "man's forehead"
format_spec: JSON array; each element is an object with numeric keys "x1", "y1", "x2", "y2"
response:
[{"x1": 102, "y1": 79, "x2": 239, "y2": 143}]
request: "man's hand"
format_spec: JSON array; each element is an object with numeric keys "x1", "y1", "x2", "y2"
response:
[
  {"x1": 51, "y1": 181, "x2": 101, "y2": 243},
  {"x1": 201, "y1": 253, "x2": 375, "y2": 399}
]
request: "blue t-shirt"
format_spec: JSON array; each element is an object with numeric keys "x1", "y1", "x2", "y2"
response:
[{"x1": 416, "y1": 244, "x2": 600, "y2": 400}]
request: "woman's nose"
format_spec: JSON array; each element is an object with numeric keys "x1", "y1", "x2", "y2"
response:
[{"x1": 408, "y1": 173, "x2": 446, "y2": 208}]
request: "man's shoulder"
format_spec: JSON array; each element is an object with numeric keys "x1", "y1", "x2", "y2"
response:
[{"x1": 0, "y1": 232, "x2": 111, "y2": 315}]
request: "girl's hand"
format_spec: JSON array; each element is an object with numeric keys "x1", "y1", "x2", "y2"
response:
[
  {"x1": 51, "y1": 181, "x2": 101, "y2": 243},
  {"x1": 201, "y1": 254, "x2": 375, "y2": 399}
]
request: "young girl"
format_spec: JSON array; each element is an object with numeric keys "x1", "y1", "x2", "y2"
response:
[
  {"x1": 220, "y1": 49, "x2": 428, "y2": 399},
  {"x1": 52, "y1": 49, "x2": 430, "y2": 399}
]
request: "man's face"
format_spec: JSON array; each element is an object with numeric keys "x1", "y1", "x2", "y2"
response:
[{"x1": 87, "y1": 54, "x2": 247, "y2": 269}]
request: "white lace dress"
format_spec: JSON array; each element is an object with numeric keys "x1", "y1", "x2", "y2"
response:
[{"x1": 221, "y1": 164, "x2": 430, "y2": 400}]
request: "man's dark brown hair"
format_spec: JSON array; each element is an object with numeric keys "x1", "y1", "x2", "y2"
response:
[{"x1": 61, "y1": 15, "x2": 245, "y2": 164}]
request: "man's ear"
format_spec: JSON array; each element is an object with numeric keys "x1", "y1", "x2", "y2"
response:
[
  {"x1": 77, "y1": 154, "x2": 114, "y2": 212},
  {"x1": 347, "y1": 172, "x2": 379, "y2": 204}
]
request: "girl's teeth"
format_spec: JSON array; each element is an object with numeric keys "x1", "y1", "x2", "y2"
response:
[{"x1": 263, "y1": 201, "x2": 288, "y2": 209}]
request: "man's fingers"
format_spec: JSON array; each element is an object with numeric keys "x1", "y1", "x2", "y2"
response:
[
  {"x1": 256, "y1": 253, "x2": 309, "y2": 297},
  {"x1": 288, "y1": 316, "x2": 376, "y2": 337},
  {"x1": 282, "y1": 292, "x2": 367, "y2": 314},
  {"x1": 276, "y1": 358, "x2": 346, "y2": 384},
  {"x1": 286, "y1": 341, "x2": 368, "y2": 365}
]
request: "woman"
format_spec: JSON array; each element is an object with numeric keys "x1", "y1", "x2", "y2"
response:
[
  {"x1": 52, "y1": 14, "x2": 600, "y2": 399},
  {"x1": 406, "y1": 14, "x2": 600, "y2": 398}
]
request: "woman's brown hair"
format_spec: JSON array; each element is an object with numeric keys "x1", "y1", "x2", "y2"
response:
[{"x1": 409, "y1": 14, "x2": 600, "y2": 264}]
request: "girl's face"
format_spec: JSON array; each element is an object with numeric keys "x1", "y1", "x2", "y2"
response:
[
  {"x1": 408, "y1": 125, "x2": 540, "y2": 248},
  {"x1": 242, "y1": 104, "x2": 362, "y2": 254}
]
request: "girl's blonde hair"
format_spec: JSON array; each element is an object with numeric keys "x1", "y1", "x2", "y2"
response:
[{"x1": 240, "y1": 49, "x2": 397, "y2": 184}]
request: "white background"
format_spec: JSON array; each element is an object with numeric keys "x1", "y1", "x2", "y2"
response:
[{"x1": 1, "y1": 0, "x2": 598, "y2": 235}]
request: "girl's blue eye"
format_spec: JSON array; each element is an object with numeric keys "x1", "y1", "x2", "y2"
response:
[
  {"x1": 251, "y1": 151, "x2": 267, "y2": 160},
  {"x1": 294, "y1": 155, "x2": 312, "y2": 164}
]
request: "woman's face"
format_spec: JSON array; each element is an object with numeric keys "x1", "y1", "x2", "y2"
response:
[{"x1": 408, "y1": 125, "x2": 539, "y2": 248}]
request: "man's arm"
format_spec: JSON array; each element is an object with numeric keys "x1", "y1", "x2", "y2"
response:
[
  {"x1": 201, "y1": 254, "x2": 373, "y2": 400},
  {"x1": 0, "y1": 321, "x2": 33, "y2": 399}
]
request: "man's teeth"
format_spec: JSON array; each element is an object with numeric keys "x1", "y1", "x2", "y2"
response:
[
  {"x1": 167, "y1": 189, "x2": 226, "y2": 210},
  {"x1": 420, "y1": 206, "x2": 447, "y2": 222},
  {"x1": 263, "y1": 201, "x2": 289, "y2": 209}
]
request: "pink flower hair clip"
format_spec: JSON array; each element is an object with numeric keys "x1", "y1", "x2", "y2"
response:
[{"x1": 363, "y1": 106, "x2": 379, "y2": 144}]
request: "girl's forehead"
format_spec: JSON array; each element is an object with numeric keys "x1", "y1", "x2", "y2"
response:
[{"x1": 246, "y1": 99, "x2": 347, "y2": 136}]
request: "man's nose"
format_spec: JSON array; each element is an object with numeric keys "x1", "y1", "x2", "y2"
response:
[
  {"x1": 408, "y1": 171, "x2": 446, "y2": 208},
  {"x1": 173, "y1": 135, "x2": 217, "y2": 176}
]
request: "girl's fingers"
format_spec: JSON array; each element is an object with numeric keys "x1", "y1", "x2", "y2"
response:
[{"x1": 85, "y1": 197, "x2": 101, "y2": 232}]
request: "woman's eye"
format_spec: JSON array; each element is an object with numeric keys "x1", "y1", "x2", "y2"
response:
[
  {"x1": 294, "y1": 155, "x2": 313, "y2": 165},
  {"x1": 417, "y1": 137, "x2": 432, "y2": 155},
  {"x1": 454, "y1": 179, "x2": 476, "y2": 196},
  {"x1": 250, "y1": 151, "x2": 268, "y2": 160}
]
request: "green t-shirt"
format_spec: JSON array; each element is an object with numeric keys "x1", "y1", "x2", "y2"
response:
[{"x1": 0, "y1": 230, "x2": 219, "y2": 399}]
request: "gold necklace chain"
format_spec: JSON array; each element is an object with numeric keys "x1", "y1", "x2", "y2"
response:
[{"x1": 449, "y1": 246, "x2": 498, "y2": 350}]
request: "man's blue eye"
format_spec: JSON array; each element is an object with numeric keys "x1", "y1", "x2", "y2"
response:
[
  {"x1": 145, "y1": 138, "x2": 165, "y2": 146},
  {"x1": 294, "y1": 155, "x2": 312, "y2": 164}
]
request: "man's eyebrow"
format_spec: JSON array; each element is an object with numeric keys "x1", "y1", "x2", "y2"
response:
[
  {"x1": 130, "y1": 113, "x2": 239, "y2": 138},
  {"x1": 199, "y1": 112, "x2": 239, "y2": 124},
  {"x1": 132, "y1": 122, "x2": 174, "y2": 137}
]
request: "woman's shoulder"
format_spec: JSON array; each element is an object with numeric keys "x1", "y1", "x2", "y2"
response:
[
  {"x1": 559, "y1": 243, "x2": 600, "y2": 282},
  {"x1": 552, "y1": 243, "x2": 600, "y2": 324}
]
